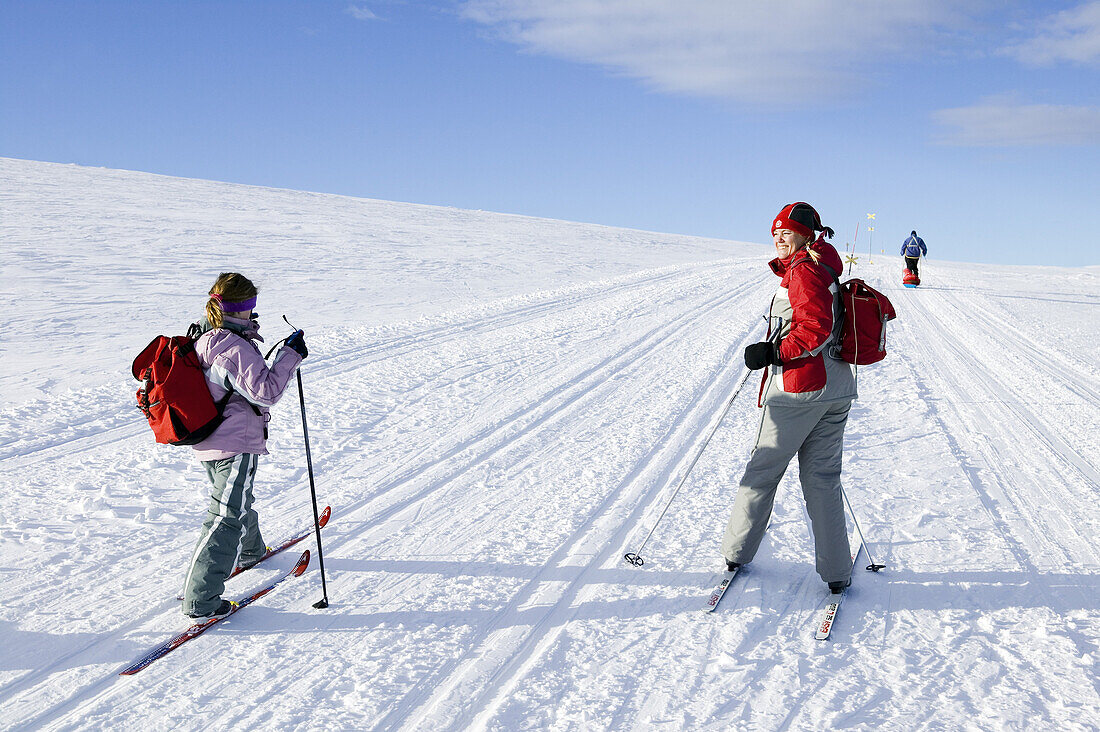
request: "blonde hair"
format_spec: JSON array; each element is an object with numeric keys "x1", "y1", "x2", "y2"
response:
[
  {"x1": 788, "y1": 232, "x2": 821, "y2": 263},
  {"x1": 205, "y1": 272, "x2": 258, "y2": 329}
]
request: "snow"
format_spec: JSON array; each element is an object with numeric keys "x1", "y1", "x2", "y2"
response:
[{"x1": 1, "y1": 157, "x2": 1098, "y2": 730}]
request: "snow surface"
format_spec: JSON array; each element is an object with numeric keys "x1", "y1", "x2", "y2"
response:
[{"x1": 1, "y1": 157, "x2": 1098, "y2": 731}]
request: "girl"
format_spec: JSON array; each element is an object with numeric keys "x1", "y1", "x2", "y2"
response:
[
  {"x1": 722, "y1": 203, "x2": 856, "y2": 593},
  {"x1": 182, "y1": 272, "x2": 308, "y2": 621}
]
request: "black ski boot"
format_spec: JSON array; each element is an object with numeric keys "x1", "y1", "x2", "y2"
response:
[
  {"x1": 828, "y1": 579, "x2": 851, "y2": 594},
  {"x1": 186, "y1": 599, "x2": 238, "y2": 625},
  {"x1": 725, "y1": 559, "x2": 741, "y2": 573},
  {"x1": 237, "y1": 546, "x2": 272, "y2": 572}
]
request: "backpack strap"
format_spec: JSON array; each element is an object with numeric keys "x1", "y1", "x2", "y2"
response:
[
  {"x1": 188, "y1": 324, "x2": 266, "y2": 436},
  {"x1": 788, "y1": 258, "x2": 847, "y2": 361}
]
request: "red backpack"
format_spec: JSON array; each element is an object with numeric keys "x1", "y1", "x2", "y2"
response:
[
  {"x1": 132, "y1": 334, "x2": 228, "y2": 445},
  {"x1": 833, "y1": 279, "x2": 897, "y2": 365}
]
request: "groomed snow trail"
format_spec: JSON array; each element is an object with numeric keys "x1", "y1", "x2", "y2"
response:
[{"x1": 1, "y1": 160, "x2": 1097, "y2": 731}]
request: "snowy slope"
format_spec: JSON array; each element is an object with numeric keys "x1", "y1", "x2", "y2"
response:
[{"x1": 1, "y1": 158, "x2": 1098, "y2": 731}]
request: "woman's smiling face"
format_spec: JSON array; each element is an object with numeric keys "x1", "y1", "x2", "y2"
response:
[{"x1": 773, "y1": 228, "x2": 809, "y2": 259}]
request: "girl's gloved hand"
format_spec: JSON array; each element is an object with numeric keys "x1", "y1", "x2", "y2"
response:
[{"x1": 286, "y1": 330, "x2": 309, "y2": 359}]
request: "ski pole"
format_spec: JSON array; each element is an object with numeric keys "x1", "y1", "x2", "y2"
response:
[
  {"x1": 624, "y1": 367, "x2": 754, "y2": 567},
  {"x1": 296, "y1": 369, "x2": 332, "y2": 607},
  {"x1": 281, "y1": 316, "x2": 331, "y2": 607},
  {"x1": 840, "y1": 485, "x2": 885, "y2": 572}
]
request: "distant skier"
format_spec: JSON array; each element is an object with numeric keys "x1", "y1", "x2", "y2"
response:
[
  {"x1": 181, "y1": 273, "x2": 308, "y2": 622},
  {"x1": 722, "y1": 203, "x2": 856, "y2": 594},
  {"x1": 901, "y1": 231, "x2": 927, "y2": 277}
]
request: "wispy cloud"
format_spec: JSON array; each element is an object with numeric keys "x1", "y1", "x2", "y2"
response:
[
  {"x1": 1002, "y1": 1, "x2": 1100, "y2": 66},
  {"x1": 460, "y1": 0, "x2": 966, "y2": 106},
  {"x1": 347, "y1": 4, "x2": 379, "y2": 21},
  {"x1": 932, "y1": 97, "x2": 1100, "y2": 146}
]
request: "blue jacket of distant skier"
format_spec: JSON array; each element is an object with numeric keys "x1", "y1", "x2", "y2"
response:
[{"x1": 901, "y1": 235, "x2": 927, "y2": 258}]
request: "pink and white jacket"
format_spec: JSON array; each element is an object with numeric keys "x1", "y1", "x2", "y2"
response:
[
  {"x1": 189, "y1": 317, "x2": 302, "y2": 461},
  {"x1": 758, "y1": 236, "x2": 856, "y2": 407}
]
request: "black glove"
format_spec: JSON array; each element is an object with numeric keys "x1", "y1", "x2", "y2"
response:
[
  {"x1": 285, "y1": 330, "x2": 308, "y2": 359},
  {"x1": 744, "y1": 341, "x2": 780, "y2": 370}
]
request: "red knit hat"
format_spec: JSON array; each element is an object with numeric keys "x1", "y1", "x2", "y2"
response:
[{"x1": 772, "y1": 202, "x2": 834, "y2": 239}]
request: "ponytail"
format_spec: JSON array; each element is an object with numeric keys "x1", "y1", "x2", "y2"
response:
[{"x1": 205, "y1": 296, "x2": 225, "y2": 329}]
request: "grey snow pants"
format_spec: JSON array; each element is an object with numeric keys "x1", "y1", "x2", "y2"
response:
[
  {"x1": 182, "y1": 453, "x2": 267, "y2": 616},
  {"x1": 721, "y1": 400, "x2": 853, "y2": 584}
]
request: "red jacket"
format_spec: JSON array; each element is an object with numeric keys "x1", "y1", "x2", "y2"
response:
[{"x1": 759, "y1": 237, "x2": 856, "y2": 406}]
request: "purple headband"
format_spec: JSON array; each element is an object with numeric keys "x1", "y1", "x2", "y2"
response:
[{"x1": 210, "y1": 293, "x2": 257, "y2": 312}]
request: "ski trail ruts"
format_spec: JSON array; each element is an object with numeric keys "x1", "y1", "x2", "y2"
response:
[
  {"x1": 0, "y1": 263, "x2": 719, "y2": 468},
  {"x1": 6, "y1": 670, "x2": 125, "y2": 732},
  {"x1": 930, "y1": 288, "x2": 1100, "y2": 482},
  {"x1": 897, "y1": 297, "x2": 1100, "y2": 569},
  {"x1": 0, "y1": 412, "x2": 145, "y2": 469},
  {"x1": 288, "y1": 276, "x2": 764, "y2": 637},
  {"x1": 890, "y1": 312, "x2": 1036, "y2": 573},
  {"x1": 4, "y1": 264, "x2": 739, "y2": 651},
  {"x1": 299, "y1": 262, "x2": 723, "y2": 380},
  {"x1": 0, "y1": 503, "x2": 321, "y2": 724},
  {"x1": 377, "y1": 316, "x2": 766, "y2": 732},
  {"x1": 634, "y1": 567, "x2": 821, "y2": 728},
  {"x1": 934, "y1": 284, "x2": 1100, "y2": 426},
  {"x1": 332, "y1": 271, "x2": 757, "y2": 504},
  {"x1": 330, "y1": 269, "x2": 769, "y2": 562},
  {"x1": 288, "y1": 273, "x2": 771, "y2": 562},
  {"x1": 8, "y1": 270, "x2": 768, "y2": 732},
  {"x1": 2, "y1": 269, "x2": 764, "y2": 728},
  {"x1": 910, "y1": 295, "x2": 1100, "y2": 546},
  {"x1": 915, "y1": 320, "x2": 1100, "y2": 569},
  {"x1": 0, "y1": 596, "x2": 180, "y2": 727}
]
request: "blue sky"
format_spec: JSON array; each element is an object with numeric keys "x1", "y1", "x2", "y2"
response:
[{"x1": 2, "y1": 1, "x2": 1098, "y2": 266}]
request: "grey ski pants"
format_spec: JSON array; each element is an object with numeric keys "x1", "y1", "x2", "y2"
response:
[
  {"x1": 721, "y1": 400, "x2": 853, "y2": 583},
  {"x1": 182, "y1": 453, "x2": 266, "y2": 616}
]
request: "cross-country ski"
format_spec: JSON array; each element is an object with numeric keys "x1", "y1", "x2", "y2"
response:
[
  {"x1": 120, "y1": 550, "x2": 310, "y2": 676},
  {"x1": 702, "y1": 565, "x2": 742, "y2": 612},
  {"x1": 228, "y1": 505, "x2": 329, "y2": 581},
  {"x1": 813, "y1": 545, "x2": 864, "y2": 641},
  {"x1": 174, "y1": 506, "x2": 329, "y2": 600},
  {"x1": 815, "y1": 595, "x2": 842, "y2": 641}
]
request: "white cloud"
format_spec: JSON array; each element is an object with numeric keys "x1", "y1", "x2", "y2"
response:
[
  {"x1": 347, "y1": 5, "x2": 379, "y2": 21},
  {"x1": 1003, "y1": 1, "x2": 1100, "y2": 66},
  {"x1": 932, "y1": 97, "x2": 1100, "y2": 146},
  {"x1": 460, "y1": 0, "x2": 966, "y2": 105}
]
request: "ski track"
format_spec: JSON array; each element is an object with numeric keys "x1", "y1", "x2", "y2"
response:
[
  {"x1": 0, "y1": 262, "x2": 705, "y2": 469},
  {"x1": 897, "y1": 286, "x2": 1099, "y2": 569},
  {"x1": 329, "y1": 271, "x2": 772, "y2": 730},
  {"x1": 2, "y1": 260, "x2": 776, "y2": 729},
  {"x1": 0, "y1": 260, "x2": 740, "y2": 640},
  {"x1": 309, "y1": 265, "x2": 765, "y2": 535}
]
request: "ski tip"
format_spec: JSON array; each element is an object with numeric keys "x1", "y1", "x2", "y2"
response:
[
  {"x1": 318, "y1": 505, "x2": 332, "y2": 529},
  {"x1": 292, "y1": 550, "x2": 311, "y2": 577}
]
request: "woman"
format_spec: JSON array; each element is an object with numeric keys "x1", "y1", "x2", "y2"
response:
[
  {"x1": 182, "y1": 272, "x2": 308, "y2": 622},
  {"x1": 721, "y1": 203, "x2": 856, "y2": 593}
]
